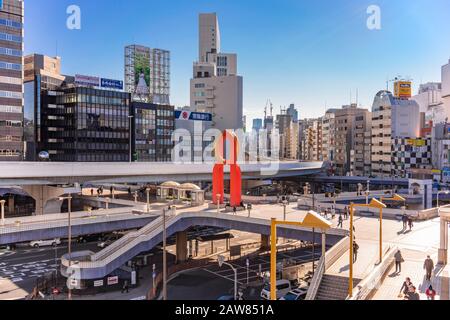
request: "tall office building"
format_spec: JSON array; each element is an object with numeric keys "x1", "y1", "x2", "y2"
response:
[
  {"x1": 371, "y1": 90, "x2": 421, "y2": 177},
  {"x1": 286, "y1": 104, "x2": 299, "y2": 122},
  {"x1": 24, "y1": 54, "x2": 66, "y2": 161},
  {"x1": 191, "y1": 13, "x2": 243, "y2": 131},
  {"x1": 0, "y1": 0, "x2": 23, "y2": 161},
  {"x1": 41, "y1": 84, "x2": 131, "y2": 162},
  {"x1": 125, "y1": 45, "x2": 170, "y2": 104}
]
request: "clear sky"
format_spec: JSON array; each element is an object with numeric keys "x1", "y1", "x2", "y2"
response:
[{"x1": 25, "y1": 0, "x2": 450, "y2": 122}]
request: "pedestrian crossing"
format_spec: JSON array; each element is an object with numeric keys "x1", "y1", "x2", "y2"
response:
[{"x1": 0, "y1": 258, "x2": 59, "y2": 284}]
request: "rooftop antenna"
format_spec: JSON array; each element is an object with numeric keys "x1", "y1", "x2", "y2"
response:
[{"x1": 55, "y1": 40, "x2": 58, "y2": 57}]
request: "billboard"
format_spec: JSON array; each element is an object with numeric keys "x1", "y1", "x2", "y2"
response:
[
  {"x1": 101, "y1": 78, "x2": 123, "y2": 90},
  {"x1": 394, "y1": 81, "x2": 412, "y2": 99},
  {"x1": 75, "y1": 74, "x2": 99, "y2": 87},
  {"x1": 133, "y1": 47, "x2": 151, "y2": 101},
  {"x1": 406, "y1": 139, "x2": 426, "y2": 147},
  {"x1": 175, "y1": 110, "x2": 212, "y2": 122}
]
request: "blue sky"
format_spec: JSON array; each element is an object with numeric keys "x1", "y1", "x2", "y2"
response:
[{"x1": 25, "y1": 0, "x2": 450, "y2": 122}]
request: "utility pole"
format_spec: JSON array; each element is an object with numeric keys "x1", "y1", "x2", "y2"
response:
[{"x1": 162, "y1": 209, "x2": 167, "y2": 300}]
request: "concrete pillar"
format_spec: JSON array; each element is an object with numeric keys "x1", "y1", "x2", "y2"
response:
[
  {"x1": 8, "y1": 195, "x2": 14, "y2": 215},
  {"x1": 438, "y1": 219, "x2": 448, "y2": 265},
  {"x1": 261, "y1": 234, "x2": 270, "y2": 251},
  {"x1": 176, "y1": 231, "x2": 188, "y2": 264},
  {"x1": 22, "y1": 185, "x2": 68, "y2": 215}
]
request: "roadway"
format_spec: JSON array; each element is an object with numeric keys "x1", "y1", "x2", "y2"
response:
[{"x1": 0, "y1": 161, "x2": 325, "y2": 186}]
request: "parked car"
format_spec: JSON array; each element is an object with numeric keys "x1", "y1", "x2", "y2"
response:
[
  {"x1": 77, "y1": 234, "x2": 103, "y2": 243},
  {"x1": 279, "y1": 287, "x2": 308, "y2": 301},
  {"x1": 260, "y1": 279, "x2": 292, "y2": 300},
  {"x1": 97, "y1": 233, "x2": 123, "y2": 248},
  {"x1": 30, "y1": 238, "x2": 61, "y2": 248}
]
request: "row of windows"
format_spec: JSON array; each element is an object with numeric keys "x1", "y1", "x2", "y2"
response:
[
  {"x1": 0, "y1": 18, "x2": 23, "y2": 29},
  {"x1": 194, "y1": 83, "x2": 205, "y2": 88},
  {"x1": 0, "y1": 105, "x2": 21, "y2": 113},
  {"x1": 156, "y1": 109, "x2": 172, "y2": 117},
  {"x1": 0, "y1": 120, "x2": 22, "y2": 127},
  {"x1": 0, "y1": 90, "x2": 22, "y2": 99},
  {"x1": 0, "y1": 61, "x2": 21, "y2": 71},
  {"x1": 157, "y1": 119, "x2": 173, "y2": 127},
  {"x1": 0, "y1": 149, "x2": 21, "y2": 157},
  {"x1": 0, "y1": 135, "x2": 21, "y2": 142},
  {"x1": 0, "y1": 75, "x2": 21, "y2": 85},
  {"x1": 0, "y1": 32, "x2": 22, "y2": 43},
  {"x1": 0, "y1": 47, "x2": 22, "y2": 57}
]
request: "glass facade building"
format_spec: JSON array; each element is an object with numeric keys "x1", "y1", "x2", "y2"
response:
[
  {"x1": 131, "y1": 102, "x2": 174, "y2": 162},
  {"x1": 41, "y1": 85, "x2": 131, "y2": 162},
  {"x1": 0, "y1": 0, "x2": 23, "y2": 160}
]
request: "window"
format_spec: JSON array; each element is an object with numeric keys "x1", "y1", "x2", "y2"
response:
[
  {"x1": 0, "y1": 61, "x2": 22, "y2": 71},
  {"x1": 0, "y1": 32, "x2": 22, "y2": 43}
]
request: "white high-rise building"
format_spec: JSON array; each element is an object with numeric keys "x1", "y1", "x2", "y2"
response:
[{"x1": 191, "y1": 13, "x2": 243, "y2": 131}]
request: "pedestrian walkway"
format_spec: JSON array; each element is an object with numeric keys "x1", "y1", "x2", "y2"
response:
[
  {"x1": 326, "y1": 239, "x2": 381, "y2": 280},
  {"x1": 372, "y1": 249, "x2": 450, "y2": 300}
]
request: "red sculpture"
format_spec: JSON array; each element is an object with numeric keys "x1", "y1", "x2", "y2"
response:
[{"x1": 212, "y1": 131, "x2": 242, "y2": 208}]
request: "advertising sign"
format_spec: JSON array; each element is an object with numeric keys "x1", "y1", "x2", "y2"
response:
[
  {"x1": 175, "y1": 110, "x2": 212, "y2": 122},
  {"x1": 101, "y1": 78, "x2": 123, "y2": 90},
  {"x1": 133, "y1": 48, "x2": 151, "y2": 102},
  {"x1": 406, "y1": 139, "x2": 426, "y2": 147},
  {"x1": 131, "y1": 271, "x2": 137, "y2": 285},
  {"x1": 394, "y1": 81, "x2": 412, "y2": 99},
  {"x1": 93, "y1": 280, "x2": 104, "y2": 287},
  {"x1": 107, "y1": 276, "x2": 119, "y2": 285},
  {"x1": 75, "y1": 74, "x2": 99, "y2": 87}
]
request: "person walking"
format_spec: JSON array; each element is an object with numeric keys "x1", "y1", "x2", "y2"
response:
[
  {"x1": 423, "y1": 256, "x2": 434, "y2": 281},
  {"x1": 233, "y1": 207, "x2": 237, "y2": 215},
  {"x1": 426, "y1": 285, "x2": 436, "y2": 300},
  {"x1": 121, "y1": 280, "x2": 129, "y2": 294},
  {"x1": 405, "y1": 286, "x2": 420, "y2": 300},
  {"x1": 394, "y1": 250, "x2": 404, "y2": 274},
  {"x1": 408, "y1": 217, "x2": 414, "y2": 231},
  {"x1": 90, "y1": 189, "x2": 94, "y2": 197},
  {"x1": 338, "y1": 214, "x2": 343, "y2": 228},
  {"x1": 353, "y1": 242, "x2": 359, "y2": 263},
  {"x1": 344, "y1": 206, "x2": 349, "y2": 220},
  {"x1": 402, "y1": 214, "x2": 408, "y2": 231},
  {"x1": 399, "y1": 277, "x2": 413, "y2": 297}
]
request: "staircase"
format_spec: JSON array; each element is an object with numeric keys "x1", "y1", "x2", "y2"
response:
[{"x1": 315, "y1": 275, "x2": 361, "y2": 300}]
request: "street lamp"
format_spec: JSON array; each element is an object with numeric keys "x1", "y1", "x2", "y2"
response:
[
  {"x1": 162, "y1": 208, "x2": 167, "y2": 300},
  {"x1": 146, "y1": 188, "x2": 151, "y2": 213},
  {"x1": 216, "y1": 194, "x2": 221, "y2": 214},
  {"x1": 218, "y1": 255, "x2": 238, "y2": 300},
  {"x1": 348, "y1": 198, "x2": 386, "y2": 298},
  {"x1": 128, "y1": 115, "x2": 134, "y2": 163},
  {"x1": 282, "y1": 200, "x2": 288, "y2": 221},
  {"x1": 270, "y1": 213, "x2": 332, "y2": 300},
  {"x1": 437, "y1": 190, "x2": 450, "y2": 210},
  {"x1": 58, "y1": 195, "x2": 73, "y2": 300},
  {"x1": 0, "y1": 200, "x2": 5, "y2": 226}
]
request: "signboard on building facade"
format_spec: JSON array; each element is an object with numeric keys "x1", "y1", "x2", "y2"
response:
[
  {"x1": 93, "y1": 280, "x2": 104, "y2": 287},
  {"x1": 101, "y1": 78, "x2": 123, "y2": 90},
  {"x1": 394, "y1": 81, "x2": 412, "y2": 99},
  {"x1": 175, "y1": 110, "x2": 212, "y2": 122},
  {"x1": 107, "y1": 276, "x2": 119, "y2": 285},
  {"x1": 75, "y1": 74, "x2": 100, "y2": 87}
]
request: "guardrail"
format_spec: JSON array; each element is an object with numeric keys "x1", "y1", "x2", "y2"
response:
[
  {"x1": 305, "y1": 236, "x2": 350, "y2": 300},
  {"x1": 347, "y1": 246, "x2": 398, "y2": 300}
]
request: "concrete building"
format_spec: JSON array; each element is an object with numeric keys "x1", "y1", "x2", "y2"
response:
[
  {"x1": 125, "y1": 45, "x2": 170, "y2": 105},
  {"x1": 190, "y1": 13, "x2": 243, "y2": 131},
  {"x1": 24, "y1": 54, "x2": 66, "y2": 161},
  {"x1": 173, "y1": 107, "x2": 212, "y2": 163},
  {"x1": 321, "y1": 111, "x2": 336, "y2": 165},
  {"x1": 371, "y1": 90, "x2": 421, "y2": 177},
  {"x1": 443, "y1": 59, "x2": 450, "y2": 120},
  {"x1": 412, "y1": 83, "x2": 442, "y2": 138},
  {"x1": 299, "y1": 118, "x2": 322, "y2": 161},
  {"x1": 330, "y1": 104, "x2": 371, "y2": 177},
  {"x1": 0, "y1": 0, "x2": 23, "y2": 161}
]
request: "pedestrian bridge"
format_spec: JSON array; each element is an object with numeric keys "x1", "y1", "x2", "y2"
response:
[{"x1": 60, "y1": 210, "x2": 348, "y2": 280}]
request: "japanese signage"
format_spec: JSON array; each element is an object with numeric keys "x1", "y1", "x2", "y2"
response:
[
  {"x1": 175, "y1": 110, "x2": 212, "y2": 122},
  {"x1": 394, "y1": 81, "x2": 412, "y2": 99},
  {"x1": 107, "y1": 276, "x2": 119, "y2": 285},
  {"x1": 75, "y1": 74, "x2": 100, "y2": 87},
  {"x1": 101, "y1": 78, "x2": 123, "y2": 90}
]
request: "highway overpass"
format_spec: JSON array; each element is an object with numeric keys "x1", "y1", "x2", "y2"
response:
[{"x1": 0, "y1": 161, "x2": 324, "y2": 186}]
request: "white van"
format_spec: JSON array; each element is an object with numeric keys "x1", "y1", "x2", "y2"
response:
[{"x1": 260, "y1": 279, "x2": 292, "y2": 300}]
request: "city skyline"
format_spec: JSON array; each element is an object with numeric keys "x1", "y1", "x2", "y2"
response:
[{"x1": 25, "y1": 0, "x2": 450, "y2": 121}]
